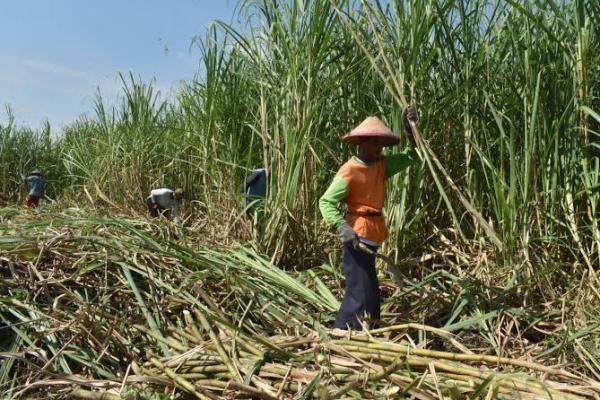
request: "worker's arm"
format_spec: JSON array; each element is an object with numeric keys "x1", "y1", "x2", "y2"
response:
[
  {"x1": 385, "y1": 105, "x2": 421, "y2": 178},
  {"x1": 149, "y1": 190, "x2": 158, "y2": 206},
  {"x1": 385, "y1": 146, "x2": 417, "y2": 178},
  {"x1": 319, "y1": 174, "x2": 349, "y2": 228}
]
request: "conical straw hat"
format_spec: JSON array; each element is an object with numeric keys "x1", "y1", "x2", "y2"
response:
[{"x1": 342, "y1": 116, "x2": 400, "y2": 146}]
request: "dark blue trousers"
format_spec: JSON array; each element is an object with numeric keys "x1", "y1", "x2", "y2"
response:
[{"x1": 334, "y1": 242, "x2": 380, "y2": 330}]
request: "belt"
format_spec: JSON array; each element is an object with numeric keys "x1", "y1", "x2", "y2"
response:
[{"x1": 348, "y1": 211, "x2": 382, "y2": 217}]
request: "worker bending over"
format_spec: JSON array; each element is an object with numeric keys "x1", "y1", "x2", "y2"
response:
[{"x1": 145, "y1": 188, "x2": 183, "y2": 224}]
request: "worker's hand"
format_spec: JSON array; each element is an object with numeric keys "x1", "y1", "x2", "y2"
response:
[
  {"x1": 402, "y1": 105, "x2": 418, "y2": 141},
  {"x1": 337, "y1": 222, "x2": 358, "y2": 248}
]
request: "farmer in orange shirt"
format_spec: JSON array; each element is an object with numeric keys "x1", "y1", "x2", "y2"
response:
[{"x1": 319, "y1": 107, "x2": 419, "y2": 334}]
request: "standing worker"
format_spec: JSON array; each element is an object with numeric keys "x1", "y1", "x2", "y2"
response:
[
  {"x1": 145, "y1": 188, "x2": 183, "y2": 224},
  {"x1": 319, "y1": 107, "x2": 420, "y2": 335},
  {"x1": 21, "y1": 169, "x2": 45, "y2": 208},
  {"x1": 241, "y1": 167, "x2": 268, "y2": 240},
  {"x1": 241, "y1": 167, "x2": 267, "y2": 214}
]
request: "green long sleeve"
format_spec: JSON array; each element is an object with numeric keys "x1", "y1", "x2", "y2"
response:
[
  {"x1": 385, "y1": 146, "x2": 417, "y2": 178},
  {"x1": 319, "y1": 174, "x2": 349, "y2": 228}
]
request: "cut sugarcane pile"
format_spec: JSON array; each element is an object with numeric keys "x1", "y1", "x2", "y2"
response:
[
  {"x1": 128, "y1": 314, "x2": 600, "y2": 400},
  {"x1": 0, "y1": 208, "x2": 598, "y2": 399}
]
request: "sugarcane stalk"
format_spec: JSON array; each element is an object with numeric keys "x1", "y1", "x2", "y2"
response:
[
  {"x1": 184, "y1": 310, "x2": 205, "y2": 341},
  {"x1": 195, "y1": 310, "x2": 243, "y2": 382},
  {"x1": 227, "y1": 381, "x2": 280, "y2": 400},
  {"x1": 367, "y1": 323, "x2": 473, "y2": 354},
  {"x1": 441, "y1": 372, "x2": 576, "y2": 399},
  {"x1": 217, "y1": 321, "x2": 264, "y2": 356},
  {"x1": 330, "y1": 355, "x2": 406, "y2": 398},
  {"x1": 134, "y1": 324, "x2": 187, "y2": 352},
  {"x1": 334, "y1": 339, "x2": 579, "y2": 379},
  {"x1": 338, "y1": 347, "x2": 587, "y2": 400},
  {"x1": 329, "y1": 371, "x2": 437, "y2": 400},
  {"x1": 185, "y1": 309, "x2": 265, "y2": 357},
  {"x1": 408, "y1": 119, "x2": 504, "y2": 250},
  {"x1": 149, "y1": 357, "x2": 212, "y2": 400},
  {"x1": 70, "y1": 388, "x2": 120, "y2": 400},
  {"x1": 161, "y1": 357, "x2": 221, "y2": 369},
  {"x1": 187, "y1": 365, "x2": 229, "y2": 374},
  {"x1": 167, "y1": 325, "x2": 201, "y2": 345}
]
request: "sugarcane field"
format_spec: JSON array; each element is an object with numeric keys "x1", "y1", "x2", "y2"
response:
[{"x1": 1, "y1": 0, "x2": 600, "y2": 399}]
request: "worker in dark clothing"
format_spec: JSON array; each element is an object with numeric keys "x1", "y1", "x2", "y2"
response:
[
  {"x1": 241, "y1": 167, "x2": 267, "y2": 213},
  {"x1": 320, "y1": 107, "x2": 420, "y2": 336},
  {"x1": 241, "y1": 167, "x2": 268, "y2": 240}
]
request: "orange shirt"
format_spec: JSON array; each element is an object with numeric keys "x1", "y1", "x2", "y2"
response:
[
  {"x1": 338, "y1": 157, "x2": 388, "y2": 243},
  {"x1": 319, "y1": 150, "x2": 415, "y2": 245}
]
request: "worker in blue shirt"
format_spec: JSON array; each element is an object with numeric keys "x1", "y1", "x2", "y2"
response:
[
  {"x1": 241, "y1": 167, "x2": 268, "y2": 240},
  {"x1": 241, "y1": 168, "x2": 267, "y2": 213},
  {"x1": 21, "y1": 169, "x2": 45, "y2": 207}
]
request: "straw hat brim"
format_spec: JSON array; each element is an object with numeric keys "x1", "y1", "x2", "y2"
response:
[
  {"x1": 342, "y1": 132, "x2": 400, "y2": 146},
  {"x1": 343, "y1": 116, "x2": 400, "y2": 146}
]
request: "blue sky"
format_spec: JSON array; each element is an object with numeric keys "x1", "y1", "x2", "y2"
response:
[{"x1": 0, "y1": 0, "x2": 236, "y2": 131}]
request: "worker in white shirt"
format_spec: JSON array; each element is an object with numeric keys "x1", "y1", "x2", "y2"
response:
[{"x1": 145, "y1": 188, "x2": 183, "y2": 224}]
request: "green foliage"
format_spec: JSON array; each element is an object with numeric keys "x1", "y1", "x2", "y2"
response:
[
  {"x1": 121, "y1": 385, "x2": 172, "y2": 400},
  {"x1": 1, "y1": 0, "x2": 599, "y2": 266},
  {"x1": 0, "y1": 107, "x2": 65, "y2": 202}
]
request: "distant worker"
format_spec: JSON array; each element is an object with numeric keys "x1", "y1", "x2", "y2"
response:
[
  {"x1": 241, "y1": 167, "x2": 268, "y2": 214},
  {"x1": 241, "y1": 167, "x2": 268, "y2": 240},
  {"x1": 21, "y1": 169, "x2": 45, "y2": 208},
  {"x1": 145, "y1": 188, "x2": 183, "y2": 224}
]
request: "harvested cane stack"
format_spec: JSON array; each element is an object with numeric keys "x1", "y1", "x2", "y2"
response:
[
  {"x1": 127, "y1": 311, "x2": 600, "y2": 399},
  {"x1": 0, "y1": 209, "x2": 599, "y2": 399}
]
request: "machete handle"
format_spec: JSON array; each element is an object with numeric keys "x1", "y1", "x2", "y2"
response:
[{"x1": 356, "y1": 242, "x2": 375, "y2": 254}]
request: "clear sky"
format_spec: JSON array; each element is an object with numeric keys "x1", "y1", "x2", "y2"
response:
[{"x1": 0, "y1": 0, "x2": 236, "y2": 131}]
